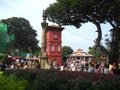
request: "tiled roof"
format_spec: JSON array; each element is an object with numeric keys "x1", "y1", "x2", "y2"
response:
[{"x1": 70, "y1": 48, "x2": 93, "y2": 57}]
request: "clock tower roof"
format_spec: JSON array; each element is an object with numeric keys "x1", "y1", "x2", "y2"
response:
[{"x1": 47, "y1": 24, "x2": 64, "y2": 31}]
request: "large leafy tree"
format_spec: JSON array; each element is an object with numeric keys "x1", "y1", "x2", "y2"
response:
[
  {"x1": 88, "y1": 46, "x2": 108, "y2": 60},
  {"x1": 62, "y1": 46, "x2": 73, "y2": 62},
  {"x1": 45, "y1": 0, "x2": 120, "y2": 64},
  {"x1": 102, "y1": 0, "x2": 120, "y2": 64},
  {"x1": 1, "y1": 17, "x2": 40, "y2": 53}
]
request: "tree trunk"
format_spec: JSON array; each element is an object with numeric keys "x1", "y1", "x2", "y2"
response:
[
  {"x1": 109, "y1": 21, "x2": 120, "y2": 64},
  {"x1": 94, "y1": 22, "x2": 109, "y2": 60}
]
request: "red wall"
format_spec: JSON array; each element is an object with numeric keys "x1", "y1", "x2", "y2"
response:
[{"x1": 46, "y1": 28, "x2": 62, "y2": 66}]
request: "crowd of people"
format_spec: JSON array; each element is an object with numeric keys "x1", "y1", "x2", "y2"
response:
[
  {"x1": 1, "y1": 58, "x2": 120, "y2": 76},
  {"x1": 60, "y1": 60, "x2": 120, "y2": 75},
  {"x1": 10, "y1": 58, "x2": 41, "y2": 70},
  {"x1": 0, "y1": 58, "x2": 41, "y2": 71}
]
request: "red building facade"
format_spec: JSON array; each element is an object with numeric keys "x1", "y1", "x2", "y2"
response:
[{"x1": 46, "y1": 25, "x2": 64, "y2": 66}]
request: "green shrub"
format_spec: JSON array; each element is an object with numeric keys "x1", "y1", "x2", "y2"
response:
[
  {"x1": 93, "y1": 77, "x2": 120, "y2": 90},
  {"x1": 3, "y1": 69, "x2": 37, "y2": 82},
  {"x1": 0, "y1": 74, "x2": 28, "y2": 90},
  {"x1": 3, "y1": 69, "x2": 120, "y2": 90},
  {"x1": 26, "y1": 70, "x2": 69, "y2": 90},
  {"x1": 0, "y1": 53, "x2": 8, "y2": 63},
  {"x1": 0, "y1": 71, "x2": 3, "y2": 75}
]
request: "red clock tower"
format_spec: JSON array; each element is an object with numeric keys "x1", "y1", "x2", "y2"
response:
[{"x1": 46, "y1": 25, "x2": 64, "y2": 66}]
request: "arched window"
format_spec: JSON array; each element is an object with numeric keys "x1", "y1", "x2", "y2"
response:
[
  {"x1": 50, "y1": 44, "x2": 54, "y2": 52},
  {"x1": 58, "y1": 44, "x2": 60, "y2": 52},
  {"x1": 54, "y1": 34, "x2": 58, "y2": 39}
]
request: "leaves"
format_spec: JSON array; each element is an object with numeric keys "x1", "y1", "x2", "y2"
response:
[
  {"x1": 1, "y1": 17, "x2": 40, "y2": 53},
  {"x1": 45, "y1": 0, "x2": 120, "y2": 63},
  {"x1": 62, "y1": 46, "x2": 73, "y2": 62},
  {"x1": 3, "y1": 69, "x2": 120, "y2": 90}
]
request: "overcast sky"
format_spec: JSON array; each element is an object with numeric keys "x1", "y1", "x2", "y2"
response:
[{"x1": 0, "y1": 0, "x2": 112, "y2": 52}]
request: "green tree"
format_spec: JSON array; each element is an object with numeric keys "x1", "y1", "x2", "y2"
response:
[
  {"x1": 0, "y1": 53, "x2": 8, "y2": 63},
  {"x1": 45, "y1": 0, "x2": 120, "y2": 64},
  {"x1": 1, "y1": 17, "x2": 40, "y2": 53},
  {"x1": 88, "y1": 46, "x2": 104, "y2": 59},
  {"x1": 62, "y1": 46, "x2": 73, "y2": 62},
  {"x1": 88, "y1": 46, "x2": 96, "y2": 56},
  {"x1": 103, "y1": 0, "x2": 120, "y2": 64}
]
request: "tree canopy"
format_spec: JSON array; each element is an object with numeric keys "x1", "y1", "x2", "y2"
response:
[
  {"x1": 45, "y1": 0, "x2": 120, "y2": 63},
  {"x1": 1, "y1": 17, "x2": 40, "y2": 53},
  {"x1": 45, "y1": 0, "x2": 120, "y2": 27},
  {"x1": 62, "y1": 46, "x2": 73, "y2": 62}
]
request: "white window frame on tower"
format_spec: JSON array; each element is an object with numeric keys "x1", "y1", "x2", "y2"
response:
[
  {"x1": 58, "y1": 44, "x2": 60, "y2": 52},
  {"x1": 50, "y1": 44, "x2": 54, "y2": 52},
  {"x1": 54, "y1": 33, "x2": 58, "y2": 39}
]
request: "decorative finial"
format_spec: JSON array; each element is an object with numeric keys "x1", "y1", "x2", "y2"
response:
[{"x1": 42, "y1": 10, "x2": 47, "y2": 21}]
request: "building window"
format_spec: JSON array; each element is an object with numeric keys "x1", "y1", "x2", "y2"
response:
[
  {"x1": 50, "y1": 44, "x2": 54, "y2": 52},
  {"x1": 58, "y1": 44, "x2": 60, "y2": 52},
  {"x1": 54, "y1": 34, "x2": 58, "y2": 39}
]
